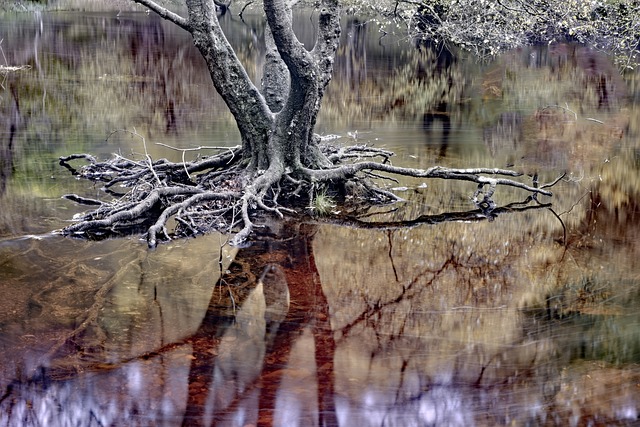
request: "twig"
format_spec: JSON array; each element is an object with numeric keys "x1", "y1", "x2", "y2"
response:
[
  {"x1": 547, "y1": 207, "x2": 567, "y2": 245},
  {"x1": 155, "y1": 142, "x2": 242, "y2": 152},
  {"x1": 135, "y1": 128, "x2": 163, "y2": 187},
  {"x1": 557, "y1": 190, "x2": 591, "y2": 217},
  {"x1": 539, "y1": 172, "x2": 566, "y2": 190},
  {"x1": 541, "y1": 103, "x2": 578, "y2": 121},
  {"x1": 106, "y1": 129, "x2": 163, "y2": 186},
  {"x1": 239, "y1": 1, "x2": 254, "y2": 18},
  {"x1": 155, "y1": 143, "x2": 242, "y2": 180}
]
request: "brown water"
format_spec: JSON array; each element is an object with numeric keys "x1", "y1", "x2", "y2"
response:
[{"x1": 1, "y1": 6, "x2": 640, "y2": 427}]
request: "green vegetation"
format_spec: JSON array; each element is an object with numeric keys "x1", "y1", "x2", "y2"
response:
[{"x1": 309, "y1": 189, "x2": 336, "y2": 216}]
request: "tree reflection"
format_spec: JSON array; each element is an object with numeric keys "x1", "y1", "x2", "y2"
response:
[
  {"x1": 191, "y1": 225, "x2": 339, "y2": 427},
  {"x1": 0, "y1": 224, "x2": 340, "y2": 426},
  {"x1": 0, "y1": 87, "x2": 20, "y2": 197},
  {"x1": 0, "y1": 204, "x2": 553, "y2": 426},
  {"x1": 1, "y1": 202, "x2": 640, "y2": 425}
]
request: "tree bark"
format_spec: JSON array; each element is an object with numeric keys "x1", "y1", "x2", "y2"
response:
[
  {"x1": 136, "y1": 0, "x2": 340, "y2": 172},
  {"x1": 183, "y1": 0, "x2": 274, "y2": 169},
  {"x1": 264, "y1": 0, "x2": 341, "y2": 169}
]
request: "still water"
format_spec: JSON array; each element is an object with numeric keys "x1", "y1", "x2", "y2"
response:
[{"x1": 1, "y1": 5, "x2": 640, "y2": 426}]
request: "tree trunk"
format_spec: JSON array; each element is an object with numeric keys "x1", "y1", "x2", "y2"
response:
[
  {"x1": 171, "y1": 0, "x2": 341, "y2": 172},
  {"x1": 263, "y1": 0, "x2": 341, "y2": 170}
]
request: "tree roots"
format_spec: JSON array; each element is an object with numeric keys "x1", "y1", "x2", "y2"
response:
[{"x1": 58, "y1": 141, "x2": 559, "y2": 248}]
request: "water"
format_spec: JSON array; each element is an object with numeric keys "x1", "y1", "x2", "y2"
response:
[{"x1": 1, "y1": 6, "x2": 640, "y2": 426}]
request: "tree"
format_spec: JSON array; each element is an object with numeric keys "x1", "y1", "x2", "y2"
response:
[
  {"x1": 381, "y1": 0, "x2": 639, "y2": 69},
  {"x1": 59, "y1": 0, "x2": 557, "y2": 247}
]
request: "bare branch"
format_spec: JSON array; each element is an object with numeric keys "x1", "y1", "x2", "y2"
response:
[
  {"x1": 301, "y1": 162, "x2": 554, "y2": 196},
  {"x1": 131, "y1": 0, "x2": 190, "y2": 31},
  {"x1": 147, "y1": 190, "x2": 240, "y2": 247},
  {"x1": 155, "y1": 143, "x2": 242, "y2": 180},
  {"x1": 540, "y1": 172, "x2": 566, "y2": 190},
  {"x1": 62, "y1": 186, "x2": 203, "y2": 234},
  {"x1": 239, "y1": 1, "x2": 254, "y2": 18}
]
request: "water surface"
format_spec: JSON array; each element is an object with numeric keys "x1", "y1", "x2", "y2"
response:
[{"x1": 1, "y1": 7, "x2": 640, "y2": 426}]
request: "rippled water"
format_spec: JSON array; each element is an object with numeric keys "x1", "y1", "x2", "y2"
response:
[{"x1": 1, "y1": 5, "x2": 640, "y2": 426}]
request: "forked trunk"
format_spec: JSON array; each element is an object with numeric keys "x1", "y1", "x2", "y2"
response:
[{"x1": 184, "y1": 0, "x2": 340, "y2": 173}]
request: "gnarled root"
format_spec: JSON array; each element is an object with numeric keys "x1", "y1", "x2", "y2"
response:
[{"x1": 58, "y1": 142, "x2": 560, "y2": 247}]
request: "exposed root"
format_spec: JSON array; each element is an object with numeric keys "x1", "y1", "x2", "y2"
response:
[{"x1": 58, "y1": 141, "x2": 561, "y2": 247}]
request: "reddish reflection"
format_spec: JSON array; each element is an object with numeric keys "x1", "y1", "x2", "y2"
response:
[
  {"x1": 180, "y1": 224, "x2": 338, "y2": 426},
  {"x1": 0, "y1": 225, "x2": 339, "y2": 426}
]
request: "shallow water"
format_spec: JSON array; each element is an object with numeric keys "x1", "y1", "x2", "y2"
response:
[{"x1": 1, "y1": 6, "x2": 640, "y2": 426}]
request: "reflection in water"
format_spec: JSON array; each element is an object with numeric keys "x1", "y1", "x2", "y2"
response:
[
  {"x1": 0, "y1": 87, "x2": 20, "y2": 196},
  {"x1": 2, "y1": 220, "x2": 640, "y2": 425},
  {"x1": 316, "y1": 221, "x2": 640, "y2": 426},
  {"x1": 0, "y1": 234, "x2": 237, "y2": 424},
  {"x1": 1, "y1": 5, "x2": 640, "y2": 427},
  {"x1": 0, "y1": 228, "x2": 339, "y2": 426},
  {"x1": 481, "y1": 44, "x2": 630, "y2": 176}
]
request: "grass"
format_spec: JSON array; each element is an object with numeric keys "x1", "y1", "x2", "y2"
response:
[{"x1": 309, "y1": 191, "x2": 336, "y2": 216}]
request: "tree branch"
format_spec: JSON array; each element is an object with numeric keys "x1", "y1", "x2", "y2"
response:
[
  {"x1": 185, "y1": 0, "x2": 274, "y2": 156},
  {"x1": 263, "y1": 0, "x2": 314, "y2": 80},
  {"x1": 63, "y1": 186, "x2": 204, "y2": 234},
  {"x1": 313, "y1": 0, "x2": 342, "y2": 85},
  {"x1": 301, "y1": 162, "x2": 554, "y2": 196},
  {"x1": 147, "y1": 190, "x2": 240, "y2": 247},
  {"x1": 131, "y1": 0, "x2": 190, "y2": 31}
]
